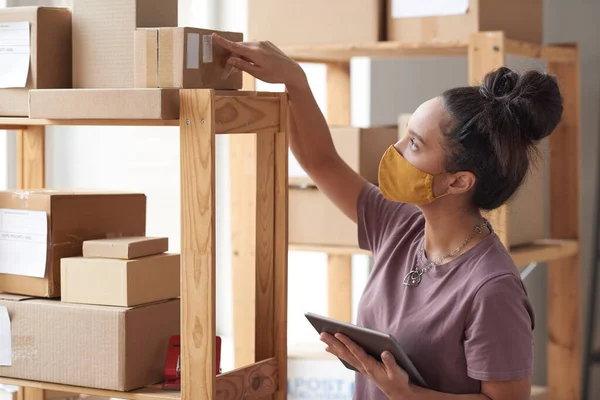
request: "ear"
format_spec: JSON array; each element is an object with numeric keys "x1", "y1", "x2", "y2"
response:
[{"x1": 446, "y1": 171, "x2": 476, "y2": 195}]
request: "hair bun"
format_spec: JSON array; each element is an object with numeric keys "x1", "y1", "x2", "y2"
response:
[{"x1": 480, "y1": 67, "x2": 563, "y2": 143}]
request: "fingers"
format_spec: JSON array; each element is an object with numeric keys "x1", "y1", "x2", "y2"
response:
[
  {"x1": 381, "y1": 351, "x2": 402, "y2": 376},
  {"x1": 320, "y1": 333, "x2": 363, "y2": 372},
  {"x1": 226, "y1": 57, "x2": 260, "y2": 76},
  {"x1": 211, "y1": 33, "x2": 255, "y2": 59},
  {"x1": 335, "y1": 333, "x2": 380, "y2": 376}
]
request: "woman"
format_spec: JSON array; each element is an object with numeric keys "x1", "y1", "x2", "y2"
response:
[{"x1": 212, "y1": 35, "x2": 563, "y2": 400}]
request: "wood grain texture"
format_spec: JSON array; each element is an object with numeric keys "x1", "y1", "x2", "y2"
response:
[
  {"x1": 327, "y1": 255, "x2": 352, "y2": 323},
  {"x1": 180, "y1": 89, "x2": 216, "y2": 400},
  {"x1": 547, "y1": 51, "x2": 581, "y2": 400},
  {"x1": 468, "y1": 32, "x2": 509, "y2": 247},
  {"x1": 273, "y1": 93, "x2": 289, "y2": 400},
  {"x1": 1, "y1": 378, "x2": 180, "y2": 400},
  {"x1": 326, "y1": 63, "x2": 351, "y2": 126},
  {"x1": 16, "y1": 126, "x2": 45, "y2": 190},
  {"x1": 215, "y1": 96, "x2": 280, "y2": 134},
  {"x1": 255, "y1": 132, "x2": 275, "y2": 363},
  {"x1": 215, "y1": 358, "x2": 278, "y2": 400},
  {"x1": 230, "y1": 134, "x2": 257, "y2": 368}
]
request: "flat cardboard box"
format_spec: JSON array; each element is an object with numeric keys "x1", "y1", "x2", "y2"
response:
[
  {"x1": 289, "y1": 126, "x2": 397, "y2": 185},
  {"x1": 73, "y1": 0, "x2": 178, "y2": 88},
  {"x1": 0, "y1": 190, "x2": 146, "y2": 297},
  {"x1": 289, "y1": 187, "x2": 358, "y2": 248},
  {"x1": 398, "y1": 114, "x2": 546, "y2": 247},
  {"x1": 0, "y1": 7, "x2": 71, "y2": 116},
  {"x1": 387, "y1": 0, "x2": 542, "y2": 44},
  {"x1": 248, "y1": 0, "x2": 384, "y2": 46},
  {"x1": 135, "y1": 27, "x2": 244, "y2": 90},
  {"x1": 0, "y1": 294, "x2": 180, "y2": 391},
  {"x1": 29, "y1": 89, "x2": 180, "y2": 120},
  {"x1": 83, "y1": 236, "x2": 169, "y2": 259},
  {"x1": 61, "y1": 253, "x2": 180, "y2": 307}
]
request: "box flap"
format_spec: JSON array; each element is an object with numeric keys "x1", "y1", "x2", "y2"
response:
[{"x1": 0, "y1": 293, "x2": 34, "y2": 302}]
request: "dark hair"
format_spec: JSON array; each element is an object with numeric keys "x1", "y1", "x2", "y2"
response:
[{"x1": 440, "y1": 67, "x2": 563, "y2": 210}]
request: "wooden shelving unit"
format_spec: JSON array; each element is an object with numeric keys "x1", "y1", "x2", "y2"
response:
[
  {"x1": 0, "y1": 89, "x2": 289, "y2": 400},
  {"x1": 231, "y1": 31, "x2": 581, "y2": 400}
]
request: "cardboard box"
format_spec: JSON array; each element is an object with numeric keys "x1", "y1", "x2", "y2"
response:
[
  {"x1": 135, "y1": 28, "x2": 244, "y2": 90},
  {"x1": 289, "y1": 126, "x2": 397, "y2": 185},
  {"x1": 398, "y1": 114, "x2": 546, "y2": 247},
  {"x1": 387, "y1": 0, "x2": 542, "y2": 44},
  {"x1": 61, "y1": 253, "x2": 180, "y2": 307},
  {"x1": 0, "y1": 7, "x2": 71, "y2": 116},
  {"x1": 0, "y1": 294, "x2": 180, "y2": 391},
  {"x1": 248, "y1": 0, "x2": 384, "y2": 46},
  {"x1": 0, "y1": 190, "x2": 146, "y2": 297},
  {"x1": 83, "y1": 236, "x2": 168, "y2": 259},
  {"x1": 73, "y1": 0, "x2": 178, "y2": 88},
  {"x1": 290, "y1": 187, "x2": 358, "y2": 247},
  {"x1": 29, "y1": 89, "x2": 180, "y2": 120}
]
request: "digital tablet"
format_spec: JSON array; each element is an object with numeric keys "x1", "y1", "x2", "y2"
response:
[{"x1": 305, "y1": 312, "x2": 427, "y2": 388}]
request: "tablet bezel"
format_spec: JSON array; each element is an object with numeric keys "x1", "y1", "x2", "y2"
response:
[{"x1": 304, "y1": 312, "x2": 427, "y2": 388}]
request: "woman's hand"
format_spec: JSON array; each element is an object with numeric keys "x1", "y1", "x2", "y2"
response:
[
  {"x1": 211, "y1": 33, "x2": 307, "y2": 90},
  {"x1": 320, "y1": 332, "x2": 414, "y2": 400}
]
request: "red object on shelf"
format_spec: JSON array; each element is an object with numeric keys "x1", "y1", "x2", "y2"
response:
[{"x1": 162, "y1": 335, "x2": 222, "y2": 391}]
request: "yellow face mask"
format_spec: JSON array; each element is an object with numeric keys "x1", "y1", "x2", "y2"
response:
[{"x1": 378, "y1": 145, "x2": 449, "y2": 205}]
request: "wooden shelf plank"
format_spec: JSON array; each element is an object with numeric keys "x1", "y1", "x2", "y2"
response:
[
  {"x1": 290, "y1": 239, "x2": 579, "y2": 267},
  {"x1": 0, "y1": 358, "x2": 278, "y2": 400},
  {"x1": 280, "y1": 37, "x2": 575, "y2": 64}
]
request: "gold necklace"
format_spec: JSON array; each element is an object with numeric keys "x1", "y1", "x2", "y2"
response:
[{"x1": 403, "y1": 219, "x2": 490, "y2": 287}]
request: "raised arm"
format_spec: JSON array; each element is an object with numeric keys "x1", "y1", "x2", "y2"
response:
[{"x1": 212, "y1": 35, "x2": 368, "y2": 223}]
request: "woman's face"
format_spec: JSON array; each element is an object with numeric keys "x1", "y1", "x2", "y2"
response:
[{"x1": 395, "y1": 97, "x2": 453, "y2": 198}]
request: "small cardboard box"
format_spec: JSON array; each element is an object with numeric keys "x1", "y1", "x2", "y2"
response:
[
  {"x1": 83, "y1": 236, "x2": 168, "y2": 259},
  {"x1": 289, "y1": 187, "x2": 358, "y2": 248},
  {"x1": 0, "y1": 7, "x2": 71, "y2": 116},
  {"x1": 387, "y1": 0, "x2": 543, "y2": 44},
  {"x1": 29, "y1": 89, "x2": 180, "y2": 120},
  {"x1": 73, "y1": 0, "x2": 178, "y2": 88},
  {"x1": 398, "y1": 114, "x2": 546, "y2": 247},
  {"x1": 289, "y1": 126, "x2": 397, "y2": 185},
  {"x1": 61, "y1": 253, "x2": 180, "y2": 307},
  {"x1": 0, "y1": 190, "x2": 146, "y2": 297},
  {"x1": 248, "y1": 0, "x2": 384, "y2": 46},
  {"x1": 135, "y1": 27, "x2": 243, "y2": 90},
  {"x1": 0, "y1": 294, "x2": 180, "y2": 391}
]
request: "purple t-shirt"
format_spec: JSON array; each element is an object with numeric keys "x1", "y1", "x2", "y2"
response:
[{"x1": 354, "y1": 183, "x2": 535, "y2": 398}]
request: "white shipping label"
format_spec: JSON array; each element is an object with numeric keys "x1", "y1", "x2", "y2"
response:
[
  {"x1": 0, "y1": 208, "x2": 48, "y2": 278},
  {"x1": 187, "y1": 33, "x2": 200, "y2": 70},
  {"x1": 0, "y1": 306, "x2": 11, "y2": 366},
  {"x1": 202, "y1": 34, "x2": 213, "y2": 63},
  {"x1": 0, "y1": 21, "x2": 30, "y2": 88},
  {"x1": 392, "y1": 0, "x2": 469, "y2": 19}
]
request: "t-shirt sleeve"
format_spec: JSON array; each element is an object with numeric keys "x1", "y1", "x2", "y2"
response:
[
  {"x1": 356, "y1": 182, "x2": 420, "y2": 255},
  {"x1": 464, "y1": 273, "x2": 535, "y2": 382}
]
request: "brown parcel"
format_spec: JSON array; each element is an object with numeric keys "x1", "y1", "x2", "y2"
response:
[
  {"x1": 0, "y1": 294, "x2": 180, "y2": 391},
  {"x1": 0, "y1": 7, "x2": 71, "y2": 117},
  {"x1": 29, "y1": 89, "x2": 179, "y2": 120},
  {"x1": 289, "y1": 126, "x2": 397, "y2": 186},
  {"x1": 398, "y1": 113, "x2": 545, "y2": 248},
  {"x1": 0, "y1": 190, "x2": 146, "y2": 298},
  {"x1": 61, "y1": 253, "x2": 180, "y2": 307},
  {"x1": 387, "y1": 0, "x2": 542, "y2": 44},
  {"x1": 248, "y1": 0, "x2": 384, "y2": 46},
  {"x1": 135, "y1": 27, "x2": 243, "y2": 90},
  {"x1": 73, "y1": 0, "x2": 178, "y2": 88},
  {"x1": 83, "y1": 236, "x2": 168, "y2": 259}
]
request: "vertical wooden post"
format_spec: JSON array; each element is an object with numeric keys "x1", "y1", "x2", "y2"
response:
[
  {"x1": 16, "y1": 126, "x2": 45, "y2": 400},
  {"x1": 231, "y1": 75, "x2": 258, "y2": 368},
  {"x1": 273, "y1": 93, "x2": 289, "y2": 399},
  {"x1": 327, "y1": 254, "x2": 353, "y2": 322},
  {"x1": 547, "y1": 48, "x2": 581, "y2": 400},
  {"x1": 327, "y1": 62, "x2": 351, "y2": 126},
  {"x1": 16, "y1": 126, "x2": 45, "y2": 190},
  {"x1": 180, "y1": 89, "x2": 216, "y2": 399},
  {"x1": 468, "y1": 32, "x2": 509, "y2": 247}
]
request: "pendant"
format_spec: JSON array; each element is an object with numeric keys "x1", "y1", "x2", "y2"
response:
[{"x1": 403, "y1": 269, "x2": 422, "y2": 287}]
